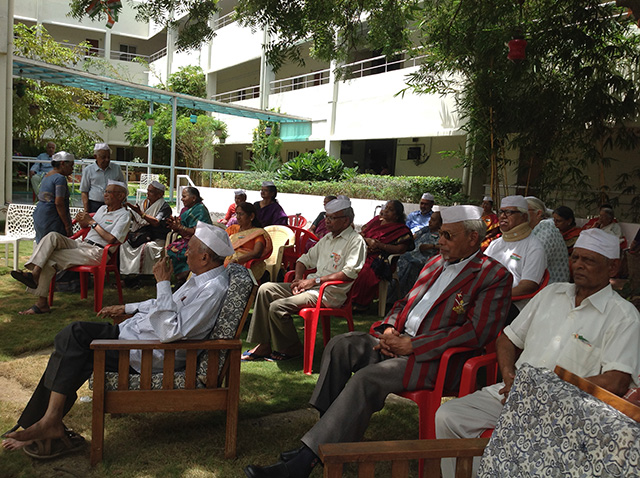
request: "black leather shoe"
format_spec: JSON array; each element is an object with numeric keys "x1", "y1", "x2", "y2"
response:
[
  {"x1": 244, "y1": 462, "x2": 290, "y2": 478},
  {"x1": 279, "y1": 446, "x2": 305, "y2": 462}
]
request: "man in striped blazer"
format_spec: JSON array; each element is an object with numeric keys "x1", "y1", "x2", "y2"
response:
[{"x1": 244, "y1": 205, "x2": 512, "y2": 478}]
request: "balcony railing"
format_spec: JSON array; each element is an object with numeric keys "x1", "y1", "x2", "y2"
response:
[
  {"x1": 212, "y1": 12, "x2": 236, "y2": 31},
  {"x1": 341, "y1": 53, "x2": 426, "y2": 79},
  {"x1": 270, "y1": 69, "x2": 330, "y2": 94},
  {"x1": 211, "y1": 85, "x2": 261, "y2": 103},
  {"x1": 53, "y1": 40, "x2": 167, "y2": 63}
]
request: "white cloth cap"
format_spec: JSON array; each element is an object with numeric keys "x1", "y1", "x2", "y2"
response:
[
  {"x1": 149, "y1": 180, "x2": 165, "y2": 192},
  {"x1": 422, "y1": 193, "x2": 435, "y2": 201},
  {"x1": 501, "y1": 195, "x2": 528, "y2": 210},
  {"x1": 52, "y1": 151, "x2": 74, "y2": 162},
  {"x1": 195, "y1": 221, "x2": 234, "y2": 257},
  {"x1": 482, "y1": 196, "x2": 493, "y2": 202},
  {"x1": 440, "y1": 205, "x2": 482, "y2": 224},
  {"x1": 234, "y1": 189, "x2": 246, "y2": 196},
  {"x1": 262, "y1": 181, "x2": 275, "y2": 187},
  {"x1": 574, "y1": 228, "x2": 620, "y2": 259},
  {"x1": 94, "y1": 142, "x2": 111, "y2": 151},
  {"x1": 325, "y1": 197, "x2": 351, "y2": 214},
  {"x1": 337, "y1": 195, "x2": 349, "y2": 200},
  {"x1": 107, "y1": 180, "x2": 127, "y2": 191}
]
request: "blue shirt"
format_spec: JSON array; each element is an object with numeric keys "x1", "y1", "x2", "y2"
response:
[
  {"x1": 406, "y1": 210, "x2": 433, "y2": 234},
  {"x1": 31, "y1": 153, "x2": 54, "y2": 174}
]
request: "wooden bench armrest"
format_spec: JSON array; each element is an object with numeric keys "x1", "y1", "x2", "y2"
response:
[{"x1": 90, "y1": 338, "x2": 243, "y2": 351}]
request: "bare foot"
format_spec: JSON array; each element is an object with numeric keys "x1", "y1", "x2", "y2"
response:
[
  {"x1": 2, "y1": 437, "x2": 34, "y2": 451},
  {"x1": 5, "y1": 418, "x2": 65, "y2": 443}
]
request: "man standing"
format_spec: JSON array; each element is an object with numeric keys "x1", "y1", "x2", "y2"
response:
[
  {"x1": 30, "y1": 141, "x2": 56, "y2": 195},
  {"x1": 244, "y1": 205, "x2": 512, "y2": 478},
  {"x1": 436, "y1": 228, "x2": 640, "y2": 478},
  {"x1": 11, "y1": 181, "x2": 131, "y2": 315},
  {"x1": 406, "y1": 193, "x2": 435, "y2": 235},
  {"x1": 526, "y1": 196, "x2": 569, "y2": 283},
  {"x1": 1, "y1": 222, "x2": 234, "y2": 457},
  {"x1": 484, "y1": 195, "x2": 546, "y2": 318},
  {"x1": 243, "y1": 197, "x2": 367, "y2": 361},
  {"x1": 80, "y1": 143, "x2": 126, "y2": 213}
]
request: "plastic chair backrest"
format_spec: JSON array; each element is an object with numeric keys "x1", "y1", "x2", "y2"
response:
[
  {"x1": 287, "y1": 214, "x2": 307, "y2": 228},
  {"x1": 4, "y1": 204, "x2": 36, "y2": 238},
  {"x1": 264, "y1": 225, "x2": 295, "y2": 280}
]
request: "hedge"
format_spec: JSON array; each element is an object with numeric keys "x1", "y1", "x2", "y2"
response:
[{"x1": 202, "y1": 172, "x2": 466, "y2": 205}]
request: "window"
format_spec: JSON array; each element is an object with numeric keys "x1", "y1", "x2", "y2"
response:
[
  {"x1": 234, "y1": 152, "x2": 243, "y2": 170},
  {"x1": 86, "y1": 39, "x2": 99, "y2": 56},
  {"x1": 287, "y1": 151, "x2": 300, "y2": 161},
  {"x1": 119, "y1": 44, "x2": 137, "y2": 61}
]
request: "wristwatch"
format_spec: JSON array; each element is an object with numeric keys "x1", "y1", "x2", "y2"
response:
[
  {"x1": 90, "y1": 222, "x2": 98, "y2": 229},
  {"x1": 315, "y1": 277, "x2": 321, "y2": 285}
]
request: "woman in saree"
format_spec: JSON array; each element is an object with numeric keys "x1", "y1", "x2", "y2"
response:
[
  {"x1": 480, "y1": 196, "x2": 500, "y2": 250},
  {"x1": 225, "y1": 202, "x2": 273, "y2": 280},
  {"x1": 553, "y1": 205, "x2": 581, "y2": 255},
  {"x1": 351, "y1": 200, "x2": 414, "y2": 310},
  {"x1": 166, "y1": 186, "x2": 212, "y2": 285},
  {"x1": 254, "y1": 180, "x2": 287, "y2": 226},
  {"x1": 33, "y1": 152, "x2": 75, "y2": 243}
]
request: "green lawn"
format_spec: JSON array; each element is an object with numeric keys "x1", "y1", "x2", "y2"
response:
[{"x1": 0, "y1": 242, "x2": 420, "y2": 477}]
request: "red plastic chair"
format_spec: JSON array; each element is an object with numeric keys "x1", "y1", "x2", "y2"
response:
[
  {"x1": 287, "y1": 214, "x2": 307, "y2": 228},
  {"x1": 512, "y1": 269, "x2": 550, "y2": 301},
  {"x1": 284, "y1": 270, "x2": 355, "y2": 375},
  {"x1": 48, "y1": 227, "x2": 123, "y2": 313},
  {"x1": 282, "y1": 225, "x2": 319, "y2": 271}
]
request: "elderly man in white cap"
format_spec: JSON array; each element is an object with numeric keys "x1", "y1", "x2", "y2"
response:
[
  {"x1": 436, "y1": 228, "x2": 640, "y2": 478},
  {"x1": 119, "y1": 181, "x2": 173, "y2": 281},
  {"x1": 11, "y1": 180, "x2": 131, "y2": 315},
  {"x1": 80, "y1": 143, "x2": 126, "y2": 213},
  {"x1": 2, "y1": 221, "x2": 234, "y2": 456},
  {"x1": 243, "y1": 196, "x2": 366, "y2": 362},
  {"x1": 406, "y1": 192, "x2": 435, "y2": 235},
  {"x1": 484, "y1": 195, "x2": 546, "y2": 319},
  {"x1": 244, "y1": 205, "x2": 512, "y2": 478}
]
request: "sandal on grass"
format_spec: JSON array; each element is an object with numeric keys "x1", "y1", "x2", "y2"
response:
[
  {"x1": 18, "y1": 305, "x2": 51, "y2": 315},
  {"x1": 241, "y1": 350, "x2": 269, "y2": 361},
  {"x1": 265, "y1": 351, "x2": 300, "y2": 362},
  {"x1": 23, "y1": 432, "x2": 85, "y2": 460},
  {"x1": 11, "y1": 270, "x2": 38, "y2": 289}
]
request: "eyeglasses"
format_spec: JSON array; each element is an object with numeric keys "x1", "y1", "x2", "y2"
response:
[
  {"x1": 498, "y1": 209, "x2": 522, "y2": 217},
  {"x1": 325, "y1": 215, "x2": 346, "y2": 222},
  {"x1": 439, "y1": 229, "x2": 462, "y2": 241}
]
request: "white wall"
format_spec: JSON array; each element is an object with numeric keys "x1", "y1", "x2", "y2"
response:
[{"x1": 207, "y1": 22, "x2": 263, "y2": 73}]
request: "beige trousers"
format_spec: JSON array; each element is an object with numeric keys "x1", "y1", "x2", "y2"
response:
[{"x1": 25, "y1": 232, "x2": 103, "y2": 297}]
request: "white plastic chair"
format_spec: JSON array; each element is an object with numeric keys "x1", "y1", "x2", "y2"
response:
[
  {"x1": 135, "y1": 173, "x2": 160, "y2": 204},
  {"x1": 264, "y1": 225, "x2": 295, "y2": 281},
  {"x1": 0, "y1": 204, "x2": 37, "y2": 270}
]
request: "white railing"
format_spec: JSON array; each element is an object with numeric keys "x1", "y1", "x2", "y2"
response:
[
  {"x1": 212, "y1": 85, "x2": 261, "y2": 103},
  {"x1": 53, "y1": 40, "x2": 167, "y2": 63},
  {"x1": 149, "y1": 47, "x2": 168, "y2": 62},
  {"x1": 270, "y1": 69, "x2": 330, "y2": 94},
  {"x1": 340, "y1": 53, "x2": 427, "y2": 79},
  {"x1": 212, "y1": 12, "x2": 236, "y2": 31}
]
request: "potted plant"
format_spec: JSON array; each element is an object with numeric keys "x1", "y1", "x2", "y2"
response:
[{"x1": 143, "y1": 113, "x2": 155, "y2": 127}]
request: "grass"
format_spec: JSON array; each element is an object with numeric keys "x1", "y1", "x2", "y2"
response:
[{"x1": 0, "y1": 242, "x2": 420, "y2": 477}]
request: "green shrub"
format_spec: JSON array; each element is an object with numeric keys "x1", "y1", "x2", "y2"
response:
[
  {"x1": 247, "y1": 152, "x2": 282, "y2": 173},
  {"x1": 276, "y1": 149, "x2": 357, "y2": 181},
  {"x1": 205, "y1": 172, "x2": 464, "y2": 204}
]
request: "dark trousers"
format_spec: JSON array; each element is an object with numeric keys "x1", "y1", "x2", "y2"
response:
[
  {"x1": 18, "y1": 321, "x2": 122, "y2": 429},
  {"x1": 88, "y1": 200, "x2": 105, "y2": 213}
]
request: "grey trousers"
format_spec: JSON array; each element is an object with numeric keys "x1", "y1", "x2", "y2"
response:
[
  {"x1": 247, "y1": 282, "x2": 319, "y2": 352},
  {"x1": 25, "y1": 232, "x2": 102, "y2": 297},
  {"x1": 435, "y1": 386, "x2": 505, "y2": 478},
  {"x1": 301, "y1": 332, "x2": 408, "y2": 454}
]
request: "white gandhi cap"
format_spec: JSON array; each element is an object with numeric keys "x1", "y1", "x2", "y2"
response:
[
  {"x1": 500, "y1": 195, "x2": 528, "y2": 210},
  {"x1": 194, "y1": 221, "x2": 235, "y2": 257},
  {"x1": 574, "y1": 228, "x2": 620, "y2": 259},
  {"x1": 325, "y1": 197, "x2": 351, "y2": 214},
  {"x1": 440, "y1": 205, "x2": 482, "y2": 224}
]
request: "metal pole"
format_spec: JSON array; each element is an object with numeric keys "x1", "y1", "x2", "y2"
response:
[
  {"x1": 169, "y1": 97, "x2": 177, "y2": 201},
  {"x1": 147, "y1": 102, "x2": 154, "y2": 177}
]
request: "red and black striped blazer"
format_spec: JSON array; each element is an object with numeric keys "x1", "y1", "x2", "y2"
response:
[{"x1": 382, "y1": 250, "x2": 512, "y2": 390}]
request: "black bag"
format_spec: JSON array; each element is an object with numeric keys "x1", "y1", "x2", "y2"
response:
[{"x1": 371, "y1": 256, "x2": 393, "y2": 282}]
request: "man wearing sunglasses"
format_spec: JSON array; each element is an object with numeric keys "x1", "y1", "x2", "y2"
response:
[
  {"x1": 484, "y1": 195, "x2": 546, "y2": 321},
  {"x1": 245, "y1": 205, "x2": 512, "y2": 478}
]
